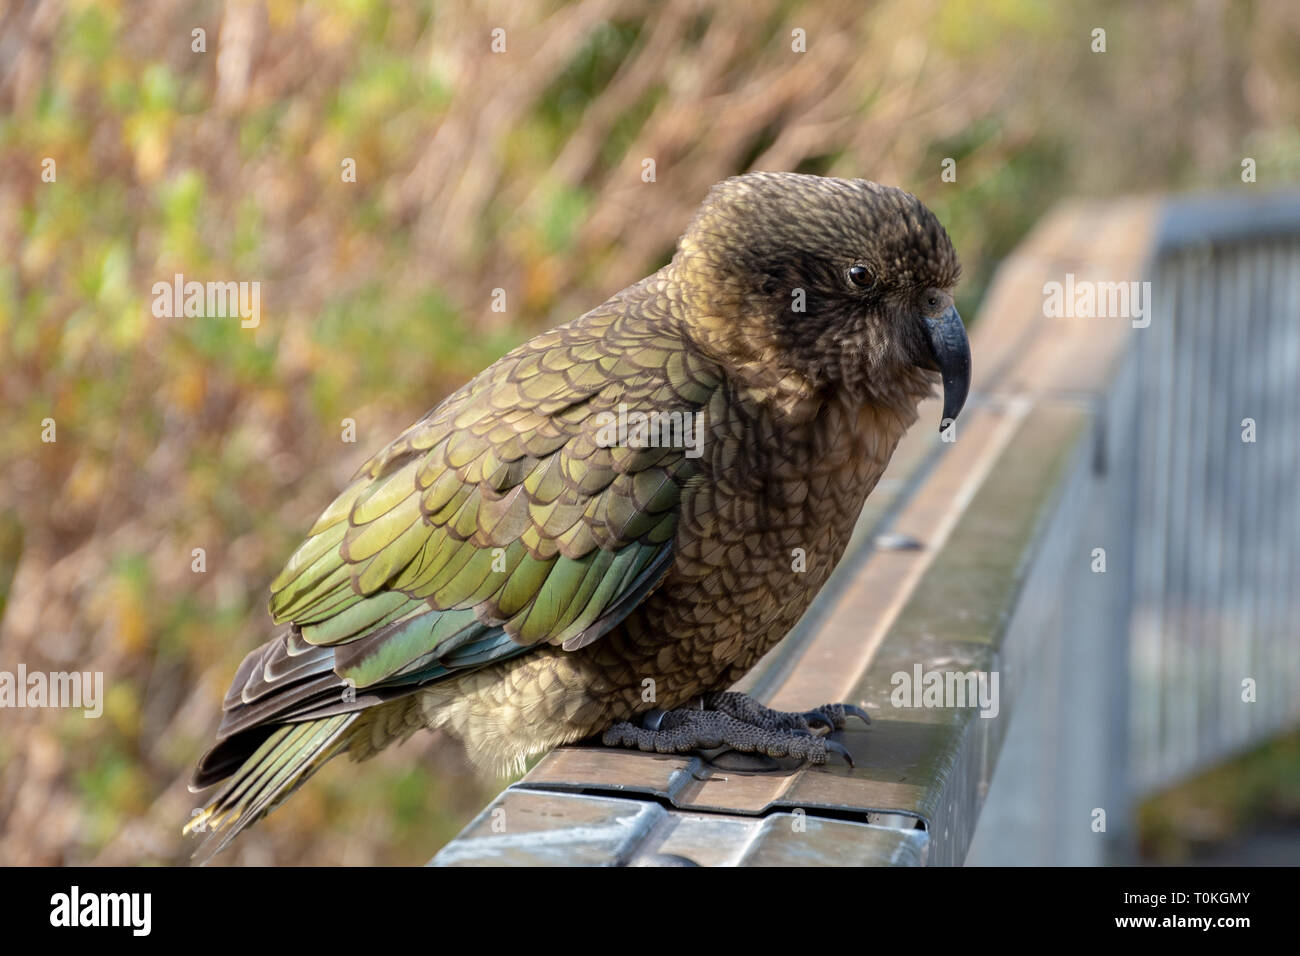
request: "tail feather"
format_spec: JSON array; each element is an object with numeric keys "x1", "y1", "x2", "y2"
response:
[{"x1": 185, "y1": 714, "x2": 357, "y2": 863}]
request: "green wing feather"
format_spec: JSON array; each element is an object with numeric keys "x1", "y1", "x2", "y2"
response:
[
  {"x1": 233, "y1": 292, "x2": 719, "y2": 733},
  {"x1": 188, "y1": 284, "x2": 721, "y2": 856}
]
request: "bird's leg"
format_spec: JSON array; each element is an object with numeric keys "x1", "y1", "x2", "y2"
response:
[{"x1": 600, "y1": 692, "x2": 869, "y2": 767}]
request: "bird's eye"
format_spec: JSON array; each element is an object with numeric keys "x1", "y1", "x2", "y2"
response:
[
  {"x1": 848, "y1": 265, "x2": 872, "y2": 288},
  {"x1": 926, "y1": 293, "x2": 941, "y2": 309}
]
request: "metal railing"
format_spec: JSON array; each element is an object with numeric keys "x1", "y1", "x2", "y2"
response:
[
  {"x1": 432, "y1": 192, "x2": 1300, "y2": 866},
  {"x1": 1130, "y1": 207, "x2": 1300, "y2": 794}
]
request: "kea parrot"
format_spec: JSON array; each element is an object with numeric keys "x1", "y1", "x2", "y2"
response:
[{"x1": 185, "y1": 171, "x2": 970, "y2": 859}]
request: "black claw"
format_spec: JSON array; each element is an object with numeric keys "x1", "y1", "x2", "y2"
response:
[
  {"x1": 842, "y1": 704, "x2": 872, "y2": 726},
  {"x1": 802, "y1": 711, "x2": 835, "y2": 731},
  {"x1": 639, "y1": 708, "x2": 669, "y2": 731},
  {"x1": 825, "y1": 739, "x2": 854, "y2": 768}
]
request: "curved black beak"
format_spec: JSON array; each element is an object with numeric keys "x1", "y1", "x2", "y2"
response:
[{"x1": 923, "y1": 305, "x2": 971, "y2": 432}]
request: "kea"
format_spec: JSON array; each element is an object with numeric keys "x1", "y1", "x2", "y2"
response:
[{"x1": 185, "y1": 171, "x2": 969, "y2": 859}]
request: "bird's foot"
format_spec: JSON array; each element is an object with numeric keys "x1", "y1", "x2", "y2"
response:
[
  {"x1": 700, "y1": 690, "x2": 871, "y2": 736},
  {"x1": 600, "y1": 691, "x2": 869, "y2": 767}
]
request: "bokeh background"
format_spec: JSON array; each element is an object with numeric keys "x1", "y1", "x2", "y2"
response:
[{"x1": 1, "y1": 0, "x2": 1298, "y2": 865}]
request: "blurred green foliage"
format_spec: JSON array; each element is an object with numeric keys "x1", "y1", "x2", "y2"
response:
[{"x1": 1140, "y1": 729, "x2": 1300, "y2": 863}]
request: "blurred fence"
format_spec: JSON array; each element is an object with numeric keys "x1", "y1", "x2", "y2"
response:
[
  {"x1": 427, "y1": 192, "x2": 1300, "y2": 866},
  {"x1": 970, "y1": 193, "x2": 1300, "y2": 864},
  {"x1": 1129, "y1": 202, "x2": 1300, "y2": 794}
]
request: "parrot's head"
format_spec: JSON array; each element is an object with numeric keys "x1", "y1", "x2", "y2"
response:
[{"x1": 674, "y1": 171, "x2": 969, "y2": 430}]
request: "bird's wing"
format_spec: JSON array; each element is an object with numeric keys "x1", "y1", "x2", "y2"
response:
[{"x1": 204, "y1": 298, "x2": 720, "y2": 757}]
